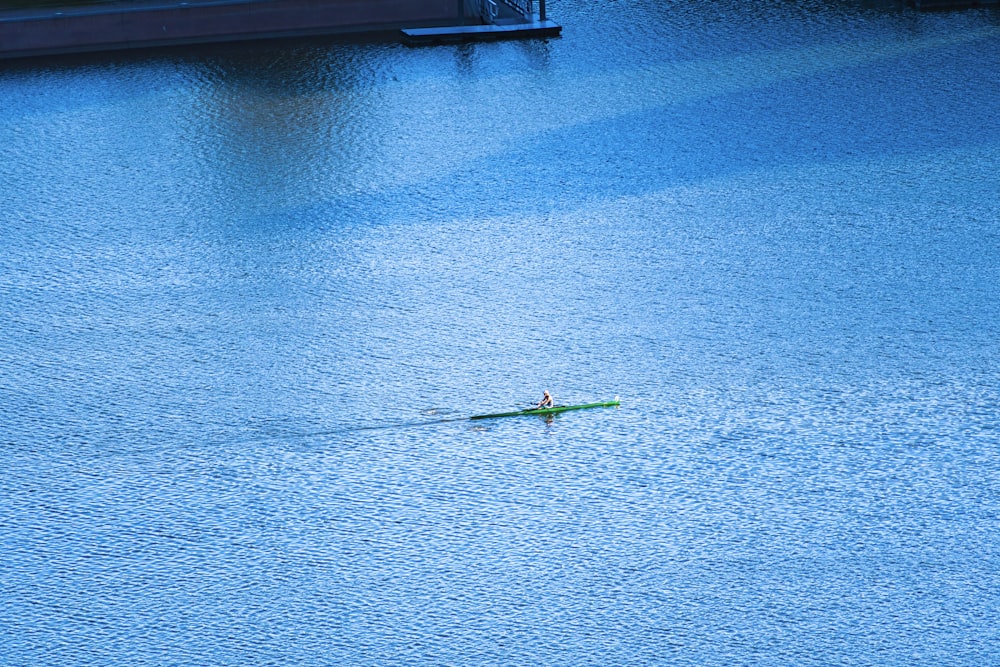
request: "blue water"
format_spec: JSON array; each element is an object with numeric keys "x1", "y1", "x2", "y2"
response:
[{"x1": 2, "y1": 1, "x2": 1000, "y2": 665}]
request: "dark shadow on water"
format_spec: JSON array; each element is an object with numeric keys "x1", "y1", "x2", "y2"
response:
[
  {"x1": 287, "y1": 411, "x2": 564, "y2": 439},
  {"x1": 238, "y1": 24, "x2": 1000, "y2": 234},
  {"x1": 326, "y1": 415, "x2": 469, "y2": 434}
]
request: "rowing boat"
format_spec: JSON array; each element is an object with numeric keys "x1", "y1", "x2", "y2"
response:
[{"x1": 469, "y1": 397, "x2": 620, "y2": 420}]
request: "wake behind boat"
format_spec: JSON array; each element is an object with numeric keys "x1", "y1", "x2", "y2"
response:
[{"x1": 469, "y1": 397, "x2": 620, "y2": 420}]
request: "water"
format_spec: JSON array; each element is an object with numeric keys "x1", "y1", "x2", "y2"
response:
[{"x1": 2, "y1": 1, "x2": 1000, "y2": 664}]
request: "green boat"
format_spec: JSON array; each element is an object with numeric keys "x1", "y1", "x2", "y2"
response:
[{"x1": 469, "y1": 397, "x2": 620, "y2": 420}]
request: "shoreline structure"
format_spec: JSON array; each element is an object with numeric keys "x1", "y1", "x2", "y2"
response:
[{"x1": 0, "y1": 0, "x2": 560, "y2": 60}]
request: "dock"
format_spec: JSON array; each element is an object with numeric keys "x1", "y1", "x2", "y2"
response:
[
  {"x1": 403, "y1": 0, "x2": 560, "y2": 45},
  {"x1": 401, "y1": 18, "x2": 560, "y2": 45}
]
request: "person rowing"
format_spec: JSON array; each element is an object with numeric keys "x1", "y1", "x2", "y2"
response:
[{"x1": 536, "y1": 390, "x2": 554, "y2": 409}]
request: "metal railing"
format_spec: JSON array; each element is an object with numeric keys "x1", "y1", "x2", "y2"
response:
[
  {"x1": 480, "y1": 0, "x2": 497, "y2": 24},
  {"x1": 500, "y1": 0, "x2": 532, "y2": 19}
]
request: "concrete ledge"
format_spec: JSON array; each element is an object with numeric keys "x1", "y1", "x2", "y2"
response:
[{"x1": 401, "y1": 18, "x2": 560, "y2": 45}]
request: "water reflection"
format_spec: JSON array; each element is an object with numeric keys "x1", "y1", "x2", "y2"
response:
[{"x1": 173, "y1": 44, "x2": 391, "y2": 218}]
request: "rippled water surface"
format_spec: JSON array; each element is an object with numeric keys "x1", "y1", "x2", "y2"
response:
[{"x1": 2, "y1": 1, "x2": 1000, "y2": 665}]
